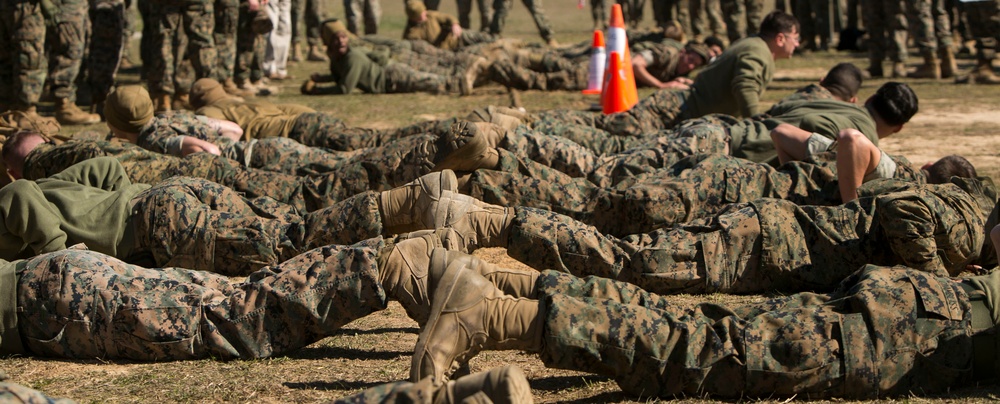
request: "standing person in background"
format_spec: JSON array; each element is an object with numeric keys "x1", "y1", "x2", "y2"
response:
[
  {"x1": 86, "y1": 0, "x2": 128, "y2": 119},
  {"x1": 290, "y1": 0, "x2": 327, "y2": 61},
  {"x1": 263, "y1": 0, "x2": 293, "y2": 80},
  {"x1": 861, "y1": 0, "x2": 908, "y2": 78},
  {"x1": 456, "y1": 0, "x2": 494, "y2": 31},
  {"x1": 953, "y1": 0, "x2": 998, "y2": 84},
  {"x1": 345, "y1": 0, "x2": 381, "y2": 34},
  {"x1": 490, "y1": 0, "x2": 557, "y2": 46}
]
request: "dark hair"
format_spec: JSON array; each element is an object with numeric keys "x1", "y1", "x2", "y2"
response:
[
  {"x1": 867, "y1": 82, "x2": 919, "y2": 126},
  {"x1": 925, "y1": 155, "x2": 977, "y2": 184},
  {"x1": 758, "y1": 11, "x2": 799, "y2": 40},
  {"x1": 820, "y1": 62, "x2": 863, "y2": 101},
  {"x1": 703, "y1": 36, "x2": 726, "y2": 52},
  {"x1": 2, "y1": 129, "x2": 44, "y2": 173}
]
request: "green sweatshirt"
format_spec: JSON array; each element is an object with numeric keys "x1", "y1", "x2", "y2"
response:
[
  {"x1": 687, "y1": 36, "x2": 774, "y2": 118},
  {"x1": 0, "y1": 157, "x2": 150, "y2": 261},
  {"x1": 327, "y1": 48, "x2": 387, "y2": 94},
  {"x1": 0, "y1": 259, "x2": 22, "y2": 355}
]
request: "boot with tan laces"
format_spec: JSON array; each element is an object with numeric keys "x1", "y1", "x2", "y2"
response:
[
  {"x1": 438, "y1": 365, "x2": 533, "y2": 403},
  {"x1": 433, "y1": 121, "x2": 500, "y2": 172},
  {"x1": 411, "y1": 248, "x2": 543, "y2": 383},
  {"x1": 379, "y1": 170, "x2": 460, "y2": 234},
  {"x1": 55, "y1": 98, "x2": 101, "y2": 125},
  {"x1": 307, "y1": 44, "x2": 329, "y2": 61}
]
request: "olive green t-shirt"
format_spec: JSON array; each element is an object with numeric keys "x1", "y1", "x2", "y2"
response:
[
  {"x1": 687, "y1": 36, "x2": 774, "y2": 118},
  {"x1": 328, "y1": 48, "x2": 387, "y2": 94}
]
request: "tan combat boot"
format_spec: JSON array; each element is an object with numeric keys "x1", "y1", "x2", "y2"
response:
[
  {"x1": 939, "y1": 47, "x2": 957, "y2": 78},
  {"x1": 307, "y1": 44, "x2": 329, "y2": 61},
  {"x1": 289, "y1": 42, "x2": 302, "y2": 63},
  {"x1": 411, "y1": 249, "x2": 543, "y2": 382},
  {"x1": 55, "y1": 98, "x2": 101, "y2": 125},
  {"x1": 379, "y1": 170, "x2": 460, "y2": 232},
  {"x1": 891, "y1": 62, "x2": 907, "y2": 78},
  {"x1": 465, "y1": 106, "x2": 524, "y2": 131},
  {"x1": 909, "y1": 54, "x2": 941, "y2": 79},
  {"x1": 153, "y1": 93, "x2": 172, "y2": 113},
  {"x1": 434, "y1": 121, "x2": 501, "y2": 171},
  {"x1": 460, "y1": 57, "x2": 489, "y2": 96},
  {"x1": 223, "y1": 78, "x2": 255, "y2": 97},
  {"x1": 172, "y1": 93, "x2": 190, "y2": 110},
  {"x1": 439, "y1": 365, "x2": 534, "y2": 404},
  {"x1": 973, "y1": 60, "x2": 1000, "y2": 84}
]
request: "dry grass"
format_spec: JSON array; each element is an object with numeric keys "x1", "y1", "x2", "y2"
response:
[{"x1": 11, "y1": 0, "x2": 1000, "y2": 402}]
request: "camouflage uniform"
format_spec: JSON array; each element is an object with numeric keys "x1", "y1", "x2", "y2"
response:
[
  {"x1": 618, "y1": 0, "x2": 646, "y2": 27},
  {"x1": 87, "y1": 0, "x2": 127, "y2": 105},
  {"x1": 0, "y1": 382, "x2": 74, "y2": 403},
  {"x1": 964, "y1": 0, "x2": 1000, "y2": 65},
  {"x1": 344, "y1": 0, "x2": 380, "y2": 35},
  {"x1": 22, "y1": 137, "x2": 439, "y2": 213},
  {"x1": 46, "y1": 0, "x2": 89, "y2": 103},
  {"x1": 861, "y1": 0, "x2": 908, "y2": 70},
  {"x1": 910, "y1": 0, "x2": 953, "y2": 58},
  {"x1": 486, "y1": 57, "x2": 589, "y2": 91},
  {"x1": 535, "y1": 264, "x2": 977, "y2": 398},
  {"x1": 0, "y1": 0, "x2": 46, "y2": 109},
  {"x1": 235, "y1": 2, "x2": 266, "y2": 85},
  {"x1": 15, "y1": 240, "x2": 391, "y2": 360},
  {"x1": 291, "y1": 0, "x2": 323, "y2": 48},
  {"x1": 145, "y1": 0, "x2": 217, "y2": 96},
  {"x1": 489, "y1": 0, "x2": 554, "y2": 42},
  {"x1": 723, "y1": 0, "x2": 763, "y2": 37},
  {"x1": 795, "y1": 0, "x2": 831, "y2": 50},
  {"x1": 469, "y1": 150, "x2": 922, "y2": 237},
  {"x1": 499, "y1": 178, "x2": 997, "y2": 295},
  {"x1": 690, "y1": 0, "x2": 725, "y2": 40},
  {"x1": 214, "y1": 0, "x2": 239, "y2": 80}
]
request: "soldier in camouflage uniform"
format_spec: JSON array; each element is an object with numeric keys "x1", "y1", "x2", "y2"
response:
[
  {"x1": 4, "y1": 129, "x2": 461, "y2": 213},
  {"x1": 794, "y1": 0, "x2": 830, "y2": 51},
  {"x1": 690, "y1": 0, "x2": 726, "y2": 41},
  {"x1": 489, "y1": 0, "x2": 556, "y2": 45},
  {"x1": 145, "y1": 0, "x2": 217, "y2": 110},
  {"x1": 344, "y1": 0, "x2": 380, "y2": 35},
  {"x1": 861, "y1": 0, "x2": 908, "y2": 78},
  {"x1": 2, "y1": 224, "x2": 534, "y2": 361},
  {"x1": 213, "y1": 0, "x2": 239, "y2": 88},
  {"x1": 0, "y1": 0, "x2": 47, "y2": 117},
  {"x1": 412, "y1": 252, "x2": 999, "y2": 399},
  {"x1": 721, "y1": 0, "x2": 764, "y2": 39},
  {"x1": 86, "y1": 0, "x2": 127, "y2": 117},
  {"x1": 954, "y1": 0, "x2": 1000, "y2": 84},
  {"x1": 290, "y1": 0, "x2": 326, "y2": 61},
  {"x1": 529, "y1": 11, "x2": 798, "y2": 139},
  {"x1": 907, "y1": 0, "x2": 956, "y2": 79},
  {"x1": 424, "y1": 175, "x2": 998, "y2": 297},
  {"x1": 403, "y1": 1, "x2": 496, "y2": 51}
]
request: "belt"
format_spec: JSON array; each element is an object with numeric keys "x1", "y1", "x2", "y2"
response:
[{"x1": 960, "y1": 282, "x2": 996, "y2": 381}]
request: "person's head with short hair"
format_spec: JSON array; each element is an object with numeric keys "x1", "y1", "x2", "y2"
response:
[
  {"x1": 2, "y1": 130, "x2": 49, "y2": 180},
  {"x1": 104, "y1": 85, "x2": 155, "y2": 143},
  {"x1": 758, "y1": 11, "x2": 800, "y2": 60},
  {"x1": 865, "y1": 81, "x2": 918, "y2": 137},
  {"x1": 702, "y1": 36, "x2": 725, "y2": 59},
  {"x1": 820, "y1": 62, "x2": 863, "y2": 103},
  {"x1": 922, "y1": 155, "x2": 977, "y2": 184},
  {"x1": 677, "y1": 43, "x2": 712, "y2": 75},
  {"x1": 406, "y1": 0, "x2": 428, "y2": 22},
  {"x1": 321, "y1": 19, "x2": 351, "y2": 57},
  {"x1": 189, "y1": 78, "x2": 232, "y2": 109}
]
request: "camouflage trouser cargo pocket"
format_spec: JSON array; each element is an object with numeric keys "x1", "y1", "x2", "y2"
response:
[{"x1": 111, "y1": 302, "x2": 201, "y2": 361}]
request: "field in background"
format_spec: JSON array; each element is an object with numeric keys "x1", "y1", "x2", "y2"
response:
[{"x1": 11, "y1": 0, "x2": 1000, "y2": 402}]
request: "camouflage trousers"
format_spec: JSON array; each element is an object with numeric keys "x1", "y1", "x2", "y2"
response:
[
  {"x1": 468, "y1": 152, "x2": 798, "y2": 237},
  {"x1": 486, "y1": 57, "x2": 588, "y2": 91},
  {"x1": 383, "y1": 62, "x2": 460, "y2": 95},
  {"x1": 0, "y1": 0, "x2": 47, "y2": 108},
  {"x1": 502, "y1": 121, "x2": 731, "y2": 187},
  {"x1": 531, "y1": 89, "x2": 692, "y2": 140},
  {"x1": 795, "y1": 0, "x2": 831, "y2": 50},
  {"x1": 591, "y1": 0, "x2": 607, "y2": 28},
  {"x1": 722, "y1": 0, "x2": 764, "y2": 38},
  {"x1": 503, "y1": 199, "x2": 882, "y2": 296},
  {"x1": 235, "y1": 2, "x2": 266, "y2": 83},
  {"x1": 291, "y1": 0, "x2": 323, "y2": 46},
  {"x1": 489, "y1": 0, "x2": 553, "y2": 41},
  {"x1": 287, "y1": 113, "x2": 456, "y2": 151},
  {"x1": 129, "y1": 176, "x2": 385, "y2": 276},
  {"x1": 457, "y1": 0, "x2": 493, "y2": 31},
  {"x1": 861, "y1": 0, "x2": 908, "y2": 63},
  {"x1": 618, "y1": 0, "x2": 645, "y2": 27},
  {"x1": 690, "y1": 0, "x2": 725, "y2": 39},
  {"x1": 0, "y1": 382, "x2": 74, "y2": 404},
  {"x1": 87, "y1": 0, "x2": 127, "y2": 102},
  {"x1": 16, "y1": 241, "x2": 389, "y2": 361},
  {"x1": 964, "y1": 0, "x2": 1000, "y2": 61},
  {"x1": 344, "y1": 0, "x2": 380, "y2": 35},
  {"x1": 537, "y1": 265, "x2": 974, "y2": 398},
  {"x1": 909, "y1": 0, "x2": 952, "y2": 55},
  {"x1": 220, "y1": 136, "x2": 355, "y2": 174},
  {"x1": 145, "y1": 0, "x2": 218, "y2": 95},
  {"x1": 47, "y1": 0, "x2": 88, "y2": 102},
  {"x1": 214, "y1": 0, "x2": 239, "y2": 80}
]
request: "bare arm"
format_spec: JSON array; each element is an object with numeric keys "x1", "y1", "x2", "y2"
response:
[
  {"x1": 770, "y1": 123, "x2": 813, "y2": 164},
  {"x1": 200, "y1": 116, "x2": 244, "y2": 141},
  {"x1": 180, "y1": 137, "x2": 221, "y2": 156},
  {"x1": 835, "y1": 129, "x2": 881, "y2": 203}
]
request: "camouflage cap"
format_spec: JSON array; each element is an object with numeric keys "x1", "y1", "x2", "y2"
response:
[
  {"x1": 685, "y1": 43, "x2": 712, "y2": 63},
  {"x1": 406, "y1": 0, "x2": 426, "y2": 20},
  {"x1": 321, "y1": 20, "x2": 349, "y2": 46},
  {"x1": 104, "y1": 85, "x2": 153, "y2": 134},
  {"x1": 189, "y1": 78, "x2": 231, "y2": 109}
]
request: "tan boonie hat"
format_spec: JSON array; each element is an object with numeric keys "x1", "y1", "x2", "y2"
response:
[
  {"x1": 321, "y1": 20, "x2": 349, "y2": 46},
  {"x1": 189, "y1": 78, "x2": 231, "y2": 109},
  {"x1": 406, "y1": 0, "x2": 426, "y2": 20},
  {"x1": 104, "y1": 85, "x2": 154, "y2": 134}
]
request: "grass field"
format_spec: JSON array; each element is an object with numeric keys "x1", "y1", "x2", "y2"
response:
[{"x1": 7, "y1": 0, "x2": 1000, "y2": 402}]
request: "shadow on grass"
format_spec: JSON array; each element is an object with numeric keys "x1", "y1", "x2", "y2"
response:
[
  {"x1": 284, "y1": 379, "x2": 386, "y2": 391},
  {"x1": 333, "y1": 326, "x2": 419, "y2": 336},
  {"x1": 284, "y1": 345, "x2": 411, "y2": 361}
]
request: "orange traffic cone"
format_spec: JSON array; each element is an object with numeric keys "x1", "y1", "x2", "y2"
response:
[
  {"x1": 603, "y1": 4, "x2": 638, "y2": 107},
  {"x1": 582, "y1": 30, "x2": 606, "y2": 95},
  {"x1": 602, "y1": 52, "x2": 633, "y2": 114}
]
